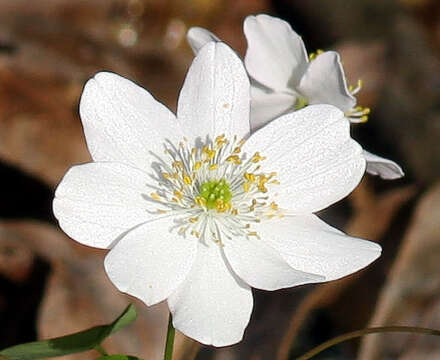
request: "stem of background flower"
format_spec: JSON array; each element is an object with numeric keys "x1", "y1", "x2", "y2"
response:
[
  {"x1": 295, "y1": 326, "x2": 440, "y2": 360},
  {"x1": 163, "y1": 313, "x2": 175, "y2": 360}
]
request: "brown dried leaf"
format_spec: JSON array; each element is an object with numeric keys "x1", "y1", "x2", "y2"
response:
[{"x1": 359, "y1": 182, "x2": 440, "y2": 359}]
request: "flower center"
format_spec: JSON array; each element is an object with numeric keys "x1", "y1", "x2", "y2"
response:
[
  {"x1": 294, "y1": 96, "x2": 309, "y2": 110},
  {"x1": 197, "y1": 179, "x2": 232, "y2": 212},
  {"x1": 146, "y1": 135, "x2": 283, "y2": 245}
]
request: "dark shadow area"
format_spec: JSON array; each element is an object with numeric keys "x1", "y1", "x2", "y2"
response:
[
  {"x1": 0, "y1": 256, "x2": 51, "y2": 348},
  {"x1": 0, "y1": 162, "x2": 55, "y2": 224}
]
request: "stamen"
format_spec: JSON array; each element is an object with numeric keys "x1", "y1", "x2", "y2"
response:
[
  {"x1": 252, "y1": 152, "x2": 266, "y2": 163},
  {"x1": 151, "y1": 192, "x2": 161, "y2": 201},
  {"x1": 309, "y1": 49, "x2": 324, "y2": 61},
  {"x1": 193, "y1": 161, "x2": 202, "y2": 170},
  {"x1": 183, "y1": 174, "x2": 192, "y2": 185},
  {"x1": 345, "y1": 105, "x2": 370, "y2": 123},
  {"x1": 349, "y1": 79, "x2": 363, "y2": 95},
  {"x1": 150, "y1": 135, "x2": 283, "y2": 247}
]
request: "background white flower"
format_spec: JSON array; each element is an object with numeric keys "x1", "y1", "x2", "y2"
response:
[
  {"x1": 53, "y1": 42, "x2": 381, "y2": 347},
  {"x1": 187, "y1": 14, "x2": 404, "y2": 180}
]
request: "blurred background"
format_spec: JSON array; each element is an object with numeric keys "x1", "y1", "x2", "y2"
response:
[{"x1": 0, "y1": 0, "x2": 439, "y2": 359}]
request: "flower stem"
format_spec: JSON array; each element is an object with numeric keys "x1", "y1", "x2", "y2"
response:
[
  {"x1": 296, "y1": 326, "x2": 440, "y2": 360},
  {"x1": 163, "y1": 313, "x2": 175, "y2": 360}
]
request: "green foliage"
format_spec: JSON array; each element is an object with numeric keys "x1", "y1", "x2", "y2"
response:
[{"x1": 0, "y1": 304, "x2": 137, "y2": 360}]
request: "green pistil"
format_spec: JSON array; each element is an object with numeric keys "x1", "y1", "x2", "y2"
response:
[
  {"x1": 294, "y1": 96, "x2": 309, "y2": 110},
  {"x1": 199, "y1": 179, "x2": 232, "y2": 210}
]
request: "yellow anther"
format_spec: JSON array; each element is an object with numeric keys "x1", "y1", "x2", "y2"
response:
[
  {"x1": 215, "y1": 199, "x2": 231, "y2": 213},
  {"x1": 150, "y1": 192, "x2": 161, "y2": 201},
  {"x1": 191, "y1": 230, "x2": 200, "y2": 238},
  {"x1": 195, "y1": 196, "x2": 206, "y2": 207},
  {"x1": 231, "y1": 208, "x2": 238, "y2": 216},
  {"x1": 209, "y1": 164, "x2": 218, "y2": 171},
  {"x1": 202, "y1": 146, "x2": 216, "y2": 159},
  {"x1": 215, "y1": 134, "x2": 227, "y2": 147},
  {"x1": 183, "y1": 174, "x2": 192, "y2": 185},
  {"x1": 360, "y1": 115, "x2": 368, "y2": 123},
  {"x1": 248, "y1": 231, "x2": 260, "y2": 239},
  {"x1": 226, "y1": 155, "x2": 241, "y2": 165},
  {"x1": 270, "y1": 179, "x2": 280, "y2": 185},
  {"x1": 270, "y1": 202, "x2": 279, "y2": 211},
  {"x1": 243, "y1": 182, "x2": 251, "y2": 193},
  {"x1": 172, "y1": 173, "x2": 179, "y2": 179},
  {"x1": 258, "y1": 184, "x2": 268, "y2": 193},
  {"x1": 357, "y1": 79, "x2": 363, "y2": 88},
  {"x1": 258, "y1": 176, "x2": 268, "y2": 193},
  {"x1": 233, "y1": 146, "x2": 242, "y2": 154},
  {"x1": 259, "y1": 175, "x2": 268, "y2": 184},
  {"x1": 162, "y1": 172, "x2": 171, "y2": 179},
  {"x1": 244, "y1": 172, "x2": 256, "y2": 183},
  {"x1": 193, "y1": 161, "x2": 202, "y2": 171},
  {"x1": 252, "y1": 152, "x2": 266, "y2": 163},
  {"x1": 172, "y1": 161, "x2": 183, "y2": 168},
  {"x1": 156, "y1": 209, "x2": 167, "y2": 214},
  {"x1": 189, "y1": 217, "x2": 199, "y2": 223},
  {"x1": 309, "y1": 49, "x2": 324, "y2": 61},
  {"x1": 363, "y1": 107, "x2": 371, "y2": 115},
  {"x1": 250, "y1": 199, "x2": 257, "y2": 211},
  {"x1": 174, "y1": 190, "x2": 183, "y2": 200},
  {"x1": 178, "y1": 227, "x2": 186, "y2": 234}
]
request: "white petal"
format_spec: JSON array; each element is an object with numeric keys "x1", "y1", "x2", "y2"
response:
[
  {"x1": 223, "y1": 235, "x2": 323, "y2": 291},
  {"x1": 177, "y1": 42, "x2": 250, "y2": 144},
  {"x1": 53, "y1": 162, "x2": 156, "y2": 249},
  {"x1": 363, "y1": 150, "x2": 404, "y2": 180},
  {"x1": 104, "y1": 218, "x2": 198, "y2": 306},
  {"x1": 250, "y1": 84, "x2": 296, "y2": 131},
  {"x1": 187, "y1": 27, "x2": 221, "y2": 54},
  {"x1": 243, "y1": 104, "x2": 366, "y2": 213},
  {"x1": 244, "y1": 14, "x2": 308, "y2": 92},
  {"x1": 168, "y1": 242, "x2": 253, "y2": 346},
  {"x1": 80, "y1": 72, "x2": 182, "y2": 172},
  {"x1": 297, "y1": 51, "x2": 356, "y2": 112},
  {"x1": 254, "y1": 215, "x2": 382, "y2": 281}
]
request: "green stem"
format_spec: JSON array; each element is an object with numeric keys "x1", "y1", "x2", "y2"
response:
[
  {"x1": 94, "y1": 344, "x2": 108, "y2": 356},
  {"x1": 163, "y1": 313, "x2": 175, "y2": 360},
  {"x1": 296, "y1": 326, "x2": 440, "y2": 360}
]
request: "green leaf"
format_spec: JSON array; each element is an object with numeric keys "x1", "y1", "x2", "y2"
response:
[
  {"x1": 96, "y1": 355, "x2": 142, "y2": 360},
  {"x1": 0, "y1": 304, "x2": 137, "y2": 360}
]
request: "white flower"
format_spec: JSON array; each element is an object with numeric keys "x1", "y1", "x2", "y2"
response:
[
  {"x1": 53, "y1": 42, "x2": 381, "y2": 346},
  {"x1": 187, "y1": 14, "x2": 404, "y2": 180}
]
